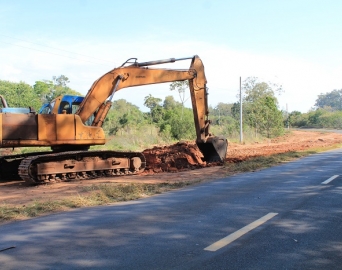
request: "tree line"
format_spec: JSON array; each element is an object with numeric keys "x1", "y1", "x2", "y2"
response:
[
  {"x1": 0, "y1": 75, "x2": 290, "y2": 141},
  {"x1": 0, "y1": 75, "x2": 82, "y2": 110},
  {"x1": 288, "y1": 89, "x2": 342, "y2": 129},
  {"x1": 104, "y1": 78, "x2": 286, "y2": 140}
]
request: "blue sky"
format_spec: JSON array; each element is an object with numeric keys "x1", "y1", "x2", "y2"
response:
[{"x1": 1, "y1": 0, "x2": 342, "y2": 112}]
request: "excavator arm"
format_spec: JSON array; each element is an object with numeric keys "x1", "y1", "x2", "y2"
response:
[
  {"x1": 77, "y1": 56, "x2": 199, "y2": 124},
  {"x1": 76, "y1": 55, "x2": 227, "y2": 162}
]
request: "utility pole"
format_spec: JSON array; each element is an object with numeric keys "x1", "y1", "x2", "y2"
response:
[
  {"x1": 286, "y1": 103, "x2": 289, "y2": 129},
  {"x1": 240, "y1": 76, "x2": 243, "y2": 143}
]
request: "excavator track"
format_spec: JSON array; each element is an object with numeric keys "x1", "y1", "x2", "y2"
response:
[
  {"x1": 18, "y1": 150, "x2": 146, "y2": 184},
  {"x1": 0, "y1": 151, "x2": 53, "y2": 181}
]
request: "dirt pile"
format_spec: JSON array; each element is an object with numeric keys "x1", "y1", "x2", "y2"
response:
[
  {"x1": 143, "y1": 130, "x2": 342, "y2": 172},
  {"x1": 142, "y1": 142, "x2": 207, "y2": 173},
  {"x1": 227, "y1": 130, "x2": 342, "y2": 161}
]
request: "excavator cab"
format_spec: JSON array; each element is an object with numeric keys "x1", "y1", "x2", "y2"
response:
[
  {"x1": 38, "y1": 95, "x2": 84, "y2": 114},
  {"x1": 38, "y1": 95, "x2": 95, "y2": 126}
]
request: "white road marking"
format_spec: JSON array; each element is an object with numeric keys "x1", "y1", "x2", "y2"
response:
[
  {"x1": 204, "y1": 212, "x2": 278, "y2": 252},
  {"x1": 321, "y1": 175, "x2": 339, "y2": 185}
]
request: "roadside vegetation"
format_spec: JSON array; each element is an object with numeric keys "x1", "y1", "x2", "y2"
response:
[
  {"x1": 288, "y1": 89, "x2": 342, "y2": 129},
  {"x1": 1, "y1": 75, "x2": 342, "y2": 144}
]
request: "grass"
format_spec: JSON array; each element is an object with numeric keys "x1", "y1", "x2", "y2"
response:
[
  {"x1": 222, "y1": 142, "x2": 342, "y2": 175},
  {"x1": 222, "y1": 150, "x2": 317, "y2": 174},
  {"x1": 1, "y1": 143, "x2": 341, "y2": 223},
  {"x1": 0, "y1": 182, "x2": 192, "y2": 223}
]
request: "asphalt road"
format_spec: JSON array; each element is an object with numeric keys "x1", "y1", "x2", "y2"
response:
[{"x1": 0, "y1": 148, "x2": 342, "y2": 269}]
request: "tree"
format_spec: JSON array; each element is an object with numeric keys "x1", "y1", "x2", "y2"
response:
[
  {"x1": 144, "y1": 94, "x2": 162, "y2": 110},
  {"x1": 144, "y1": 94, "x2": 162, "y2": 124},
  {"x1": 242, "y1": 77, "x2": 283, "y2": 102},
  {"x1": 307, "y1": 109, "x2": 324, "y2": 126},
  {"x1": 287, "y1": 111, "x2": 304, "y2": 127},
  {"x1": 231, "y1": 102, "x2": 240, "y2": 119},
  {"x1": 169, "y1": 81, "x2": 189, "y2": 106},
  {"x1": 102, "y1": 99, "x2": 145, "y2": 135},
  {"x1": 161, "y1": 106, "x2": 195, "y2": 140},
  {"x1": 210, "y1": 102, "x2": 234, "y2": 126},
  {"x1": 33, "y1": 80, "x2": 54, "y2": 103},
  {"x1": 34, "y1": 75, "x2": 82, "y2": 103},
  {"x1": 242, "y1": 77, "x2": 284, "y2": 138},
  {"x1": 51, "y1": 75, "x2": 82, "y2": 100},
  {"x1": 163, "y1": 95, "x2": 181, "y2": 110},
  {"x1": 259, "y1": 96, "x2": 284, "y2": 137},
  {"x1": 170, "y1": 81, "x2": 190, "y2": 118},
  {"x1": 53, "y1": 75, "x2": 69, "y2": 87},
  {"x1": 213, "y1": 103, "x2": 233, "y2": 117},
  {"x1": 0, "y1": 80, "x2": 41, "y2": 110},
  {"x1": 315, "y1": 89, "x2": 342, "y2": 110}
]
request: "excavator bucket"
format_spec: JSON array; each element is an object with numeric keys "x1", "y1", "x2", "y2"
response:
[{"x1": 196, "y1": 136, "x2": 228, "y2": 163}]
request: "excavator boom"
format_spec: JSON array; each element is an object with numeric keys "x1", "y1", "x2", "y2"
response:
[{"x1": 76, "y1": 57, "x2": 196, "y2": 123}]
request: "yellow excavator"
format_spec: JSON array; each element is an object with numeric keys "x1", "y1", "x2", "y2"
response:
[{"x1": 0, "y1": 55, "x2": 228, "y2": 184}]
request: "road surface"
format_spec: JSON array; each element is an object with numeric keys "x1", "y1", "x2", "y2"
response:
[{"x1": 1, "y1": 148, "x2": 341, "y2": 269}]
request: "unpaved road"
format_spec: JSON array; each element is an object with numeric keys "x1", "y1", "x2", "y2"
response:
[{"x1": 1, "y1": 130, "x2": 342, "y2": 206}]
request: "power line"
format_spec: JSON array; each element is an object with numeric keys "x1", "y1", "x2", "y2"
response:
[
  {"x1": 0, "y1": 34, "x2": 116, "y2": 64},
  {"x1": 0, "y1": 35, "x2": 116, "y2": 67}
]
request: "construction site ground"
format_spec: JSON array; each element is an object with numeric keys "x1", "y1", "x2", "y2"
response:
[{"x1": 1, "y1": 130, "x2": 342, "y2": 207}]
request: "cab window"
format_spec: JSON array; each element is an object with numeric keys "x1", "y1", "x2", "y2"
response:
[
  {"x1": 40, "y1": 105, "x2": 52, "y2": 114},
  {"x1": 59, "y1": 101, "x2": 71, "y2": 114}
]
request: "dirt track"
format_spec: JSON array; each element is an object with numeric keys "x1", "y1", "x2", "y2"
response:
[{"x1": 1, "y1": 130, "x2": 342, "y2": 206}]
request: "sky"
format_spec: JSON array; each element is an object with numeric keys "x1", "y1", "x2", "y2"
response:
[{"x1": 0, "y1": 0, "x2": 341, "y2": 113}]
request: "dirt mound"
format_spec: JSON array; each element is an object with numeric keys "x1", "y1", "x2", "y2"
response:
[
  {"x1": 142, "y1": 142, "x2": 208, "y2": 174},
  {"x1": 142, "y1": 130, "x2": 342, "y2": 173},
  {"x1": 227, "y1": 130, "x2": 342, "y2": 161}
]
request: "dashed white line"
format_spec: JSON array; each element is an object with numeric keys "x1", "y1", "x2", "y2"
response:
[
  {"x1": 204, "y1": 212, "x2": 278, "y2": 252},
  {"x1": 321, "y1": 175, "x2": 339, "y2": 185}
]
